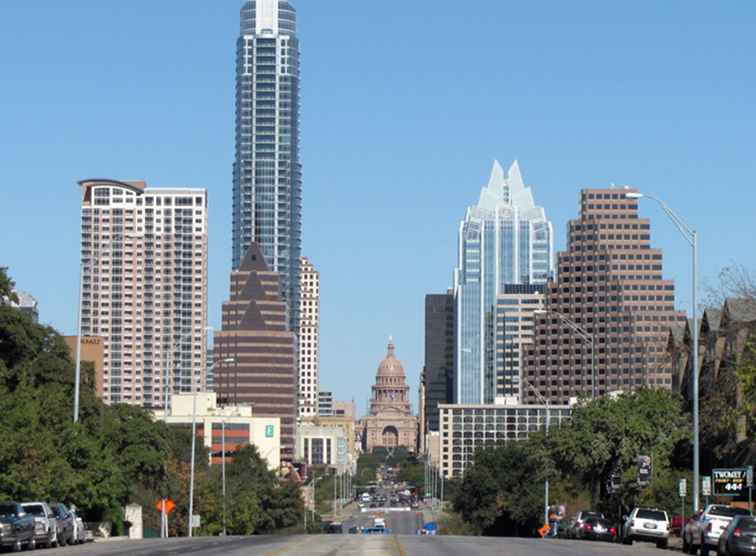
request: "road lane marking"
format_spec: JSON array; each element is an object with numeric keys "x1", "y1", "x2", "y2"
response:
[{"x1": 391, "y1": 535, "x2": 407, "y2": 556}]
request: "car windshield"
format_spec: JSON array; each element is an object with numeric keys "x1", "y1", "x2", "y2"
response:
[
  {"x1": 637, "y1": 509, "x2": 667, "y2": 521},
  {"x1": 710, "y1": 506, "x2": 751, "y2": 518},
  {"x1": 584, "y1": 512, "x2": 603, "y2": 519},
  {"x1": 0, "y1": 504, "x2": 18, "y2": 517},
  {"x1": 22, "y1": 504, "x2": 45, "y2": 516}
]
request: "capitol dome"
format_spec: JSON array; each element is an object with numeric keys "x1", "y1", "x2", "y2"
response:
[{"x1": 376, "y1": 338, "x2": 405, "y2": 378}]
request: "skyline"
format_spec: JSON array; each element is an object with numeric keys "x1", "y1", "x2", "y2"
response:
[{"x1": 2, "y1": 1, "x2": 756, "y2": 409}]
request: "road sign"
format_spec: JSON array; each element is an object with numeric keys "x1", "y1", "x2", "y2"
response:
[
  {"x1": 702, "y1": 476, "x2": 712, "y2": 497},
  {"x1": 155, "y1": 499, "x2": 176, "y2": 514},
  {"x1": 679, "y1": 478, "x2": 687, "y2": 498},
  {"x1": 637, "y1": 455, "x2": 652, "y2": 486},
  {"x1": 747, "y1": 466, "x2": 753, "y2": 488},
  {"x1": 712, "y1": 468, "x2": 748, "y2": 497},
  {"x1": 191, "y1": 515, "x2": 201, "y2": 528}
]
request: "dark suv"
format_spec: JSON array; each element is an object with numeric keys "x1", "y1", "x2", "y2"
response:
[{"x1": 0, "y1": 502, "x2": 36, "y2": 551}]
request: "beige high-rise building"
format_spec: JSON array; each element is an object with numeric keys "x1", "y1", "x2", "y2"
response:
[
  {"x1": 298, "y1": 256, "x2": 319, "y2": 417},
  {"x1": 77, "y1": 179, "x2": 208, "y2": 408}
]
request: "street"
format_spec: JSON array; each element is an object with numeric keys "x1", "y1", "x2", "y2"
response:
[{"x1": 38, "y1": 535, "x2": 677, "y2": 555}]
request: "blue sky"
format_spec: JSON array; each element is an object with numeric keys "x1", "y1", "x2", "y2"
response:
[{"x1": 1, "y1": 1, "x2": 755, "y2": 411}]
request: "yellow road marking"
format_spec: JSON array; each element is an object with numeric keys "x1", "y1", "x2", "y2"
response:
[{"x1": 392, "y1": 535, "x2": 407, "y2": 556}]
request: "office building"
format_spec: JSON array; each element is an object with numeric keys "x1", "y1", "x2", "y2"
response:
[
  {"x1": 298, "y1": 256, "x2": 319, "y2": 417},
  {"x1": 318, "y1": 390, "x2": 334, "y2": 417},
  {"x1": 454, "y1": 161, "x2": 554, "y2": 404},
  {"x1": 214, "y1": 243, "x2": 297, "y2": 461},
  {"x1": 523, "y1": 188, "x2": 686, "y2": 405},
  {"x1": 494, "y1": 284, "x2": 545, "y2": 404},
  {"x1": 11, "y1": 291, "x2": 39, "y2": 323},
  {"x1": 154, "y1": 392, "x2": 281, "y2": 470},
  {"x1": 296, "y1": 422, "x2": 351, "y2": 472},
  {"x1": 423, "y1": 293, "x2": 455, "y2": 433},
  {"x1": 232, "y1": 0, "x2": 302, "y2": 333},
  {"x1": 77, "y1": 179, "x2": 208, "y2": 407},
  {"x1": 206, "y1": 348, "x2": 215, "y2": 391},
  {"x1": 439, "y1": 403, "x2": 572, "y2": 478}
]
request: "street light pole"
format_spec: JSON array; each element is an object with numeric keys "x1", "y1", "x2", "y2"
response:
[
  {"x1": 625, "y1": 191, "x2": 699, "y2": 512},
  {"x1": 221, "y1": 418, "x2": 227, "y2": 537},
  {"x1": 188, "y1": 354, "x2": 234, "y2": 538},
  {"x1": 524, "y1": 380, "x2": 550, "y2": 529}
]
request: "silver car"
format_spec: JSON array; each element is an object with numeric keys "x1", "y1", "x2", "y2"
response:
[{"x1": 20, "y1": 502, "x2": 58, "y2": 548}]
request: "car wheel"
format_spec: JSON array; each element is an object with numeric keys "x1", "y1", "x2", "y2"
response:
[
  {"x1": 657, "y1": 539, "x2": 668, "y2": 549},
  {"x1": 622, "y1": 535, "x2": 632, "y2": 545},
  {"x1": 12, "y1": 538, "x2": 22, "y2": 552},
  {"x1": 27, "y1": 537, "x2": 36, "y2": 551}
]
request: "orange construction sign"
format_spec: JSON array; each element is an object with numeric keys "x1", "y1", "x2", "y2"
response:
[
  {"x1": 156, "y1": 499, "x2": 176, "y2": 514},
  {"x1": 538, "y1": 524, "x2": 551, "y2": 538}
]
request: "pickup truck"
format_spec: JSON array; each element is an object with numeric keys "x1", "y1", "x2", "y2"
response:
[
  {"x1": 682, "y1": 504, "x2": 752, "y2": 555},
  {"x1": 0, "y1": 502, "x2": 36, "y2": 551},
  {"x1": 20, "y1": 502, "x2": 58, "y2": 548}
]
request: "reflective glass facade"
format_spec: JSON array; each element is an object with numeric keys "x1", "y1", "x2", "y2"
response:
[
  {"x1": 454, "y1": 161, "x2": 554, "y2": 404},
  {"x1": 232, "y1": 0, "x2": 302, "y2": 333}
]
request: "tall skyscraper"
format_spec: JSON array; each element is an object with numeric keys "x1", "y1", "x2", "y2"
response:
[
  {"x1": 453, "y1": 161, "x2": 554, "y2": 404},
  {"x1": 424, "y1": 292, "x2": 455, "y2": 432},
  {"x1": 214, "y1": 243, "x2": 297, "y2": 461},
  {"x1": 78, "y1": 179, "x2": 208, "y2": 407},
  {"x1": 523, "y1": 187, "x2": 686, "y2": 405},
  {"x1": 232, "y1": 0, "x2": 302, "y2": 334},
  {"x1": 297, "y1": 256, "x2": 319, "y2": 417}
]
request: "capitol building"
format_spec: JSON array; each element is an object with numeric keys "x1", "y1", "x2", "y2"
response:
[{"x1": 360, "y1": 339, "x2": 418, "y2": 453}]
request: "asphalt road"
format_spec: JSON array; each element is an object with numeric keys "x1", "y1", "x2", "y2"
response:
[{"x1": 38, "y1": 535, "x2": 677, "y2": 555}]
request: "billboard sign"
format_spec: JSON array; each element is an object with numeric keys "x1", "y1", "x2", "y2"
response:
[{"x1": 712, "y1": 468, "x2": 748, "y2": 497}]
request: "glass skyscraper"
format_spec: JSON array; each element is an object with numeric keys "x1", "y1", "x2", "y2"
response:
[
  {"x1": 453, "y1": 161, "x2": 554, "y2": 404},
  {"x1": 233, "y1": 0, "x2": 302, "y2": 332}
]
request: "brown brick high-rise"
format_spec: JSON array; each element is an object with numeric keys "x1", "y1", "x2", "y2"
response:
[
  {"x1": 524, "y1": 188, "x2": 686, "y2": 405},
  {"x1": 214, "y1": 243, "x2": 296, "y2": 462}
]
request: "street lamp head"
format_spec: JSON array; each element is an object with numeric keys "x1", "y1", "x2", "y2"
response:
[{"x1": 624, "y1": 192, "x2": 643, "y2": 199}]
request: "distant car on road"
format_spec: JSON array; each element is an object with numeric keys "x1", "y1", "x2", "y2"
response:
[
  {"x1": 718, "y1": 515, "x2": 756, "y2": 556},
  {"x1": 565, "y1": 511, "x2": 605, "y2": 539},
  {"x1": 49, "y1": 502, "x2": 75, "y2": 546},
  {"x1": 621, "y1": 507, "x2": 669, "y2": 549},
  {"x1": 577, "y1": 516, "x2": 617, "y2": 542},
  {"x1": 21, "y1": 501, "x2": 58, "y2": 548},
  {"x1": 0, "y1": 502, "x2": 36, "y2": 551}
]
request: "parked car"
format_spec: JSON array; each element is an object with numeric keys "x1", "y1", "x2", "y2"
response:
[
  {"x1": 49, "y1": 502, "x2": 75, "y2": 546},
  {"x1": 21, "y1": 501, "x2": 58, "y2": 548},
  {"x1": 621, "y1": 507, "x2": 669, "y2": 549},
  {"x1": 0, "y1": 502, "x2": 36, "y2": 551},
  {"x1": 718, "y1": 515, "x2": 756, "y2": 556},
  {"x1": 566, "y1": 511, "x2": 605, "y2": 539},
  {"x1": 578, "y1": 516, "x2": 617, "y2": 542},
  {"x1": 683, "y1": 504, "x2": 752, "y2": 555}
]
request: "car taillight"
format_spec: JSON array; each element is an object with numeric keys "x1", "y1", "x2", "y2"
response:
[
  {"x1": 583, "y1": 523, "x2": 593, "y2": 531},
  {"x1": 733, "y1": 528, "x2": 742, "y2": 538}
]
